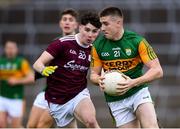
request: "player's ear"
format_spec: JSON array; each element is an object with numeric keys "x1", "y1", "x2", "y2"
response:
[
  {"x1": 117, "y1": 19, "x2": 122, "y2": 25},
  {"x1": 78, "y1": 24, "x2": 83, "y2": 32},
  {"x1": 118, "y1": 18, "x2": 123, "y2": 26},
  {"x1": 59, "y1": 20, "x2": 62, "y2": 29}
]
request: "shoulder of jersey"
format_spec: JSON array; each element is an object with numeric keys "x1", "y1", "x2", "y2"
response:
[
  {"x1": 16, "y1": 55, "x2": 27, "y2": 62},
  {"x1": 124, "y1": 30, "x2": 143, "y2": 39},
  {"x1": 59, "y1": 35, "x2": 76, "y2": 42}
]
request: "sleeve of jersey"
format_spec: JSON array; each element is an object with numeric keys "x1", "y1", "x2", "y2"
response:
[
  {"x1": 21, "y1": 59, "x2": 33, "y2": 76},
  {"x1": 46, "y1": 39, "x2": 62, "y2": 58},
  {"x1": 138, "y1": 39, "x2": 157, "y2": 63},
  {"x1": 91, "y1": 46, "x2": 102, "y2": 67}
]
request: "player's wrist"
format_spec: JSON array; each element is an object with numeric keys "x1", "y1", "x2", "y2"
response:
[{"x1": 39, "y1": 66, "x2": 45, "y2": 75}]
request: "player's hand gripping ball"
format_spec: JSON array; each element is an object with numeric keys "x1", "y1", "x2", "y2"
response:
[{"x1": 103, "y1": 70, "x2": 127, "y2": 96}]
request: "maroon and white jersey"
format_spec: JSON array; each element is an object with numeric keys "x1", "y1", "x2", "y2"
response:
[{"x1": 45, "y1": 34, "x2": 91, "y2": 104}]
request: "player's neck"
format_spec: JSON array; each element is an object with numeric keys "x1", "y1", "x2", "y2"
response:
[
  {"x1": 75, "y1": 33, "x2": 89, "y2": 48},
  {"x1": 113, "y1": 28, "x2": 124, "y2": 41},
  {"x1": 6, "y1": 55, "x2": 16, "y2": 60},
  {"x1": 63, "y1": 31, "x2": 76, "y2": 36}
]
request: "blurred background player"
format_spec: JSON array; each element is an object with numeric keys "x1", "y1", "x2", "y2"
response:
[
  {"x1": 0, "y1": 40, "x2": 34, "y2": 128},
  {"x1": 33, "y1": 12, "x2": 101, "y2": 128},
  {"x1": 27, "y1": 8, "x2": 79, "y2": 128},
  {"x1": 90, "y1": 7, "x2": 163, "y2": 128}
]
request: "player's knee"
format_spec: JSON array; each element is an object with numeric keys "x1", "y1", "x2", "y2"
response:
[
  {"x1": 37, "y1": 122, "x2": 47, "y2": 128},
  {"x1": 26, "y1": 121, "x2": 36, "y2": 128},
  {"x1": 12, "y1": 123, "x2": 23, "y2": 128},
  {"x1": 0, "y1": 117, "x2": 7, "y2": 128},
  {"x1": 84, "y1": 116, "x2": 98, "y2": 128},
  {"x1": 37, "y1": 122, "x2": 45, "y2": 128},
  {"x1": 0, "y1": 121, "x2": 7, "y2": 128},
  {"x1": 142, "y1": 120, "x2": 159, "y2": 128}
]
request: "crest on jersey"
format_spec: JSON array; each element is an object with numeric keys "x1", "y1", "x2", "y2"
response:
[{"x1": 125, "y1": 49, "x2": 132, "y2": 56}]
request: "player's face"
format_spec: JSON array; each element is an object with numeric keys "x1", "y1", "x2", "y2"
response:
[
  {"x1": 4, "y1": 41, "x2": 18, "y2": 59},
  {"x1": 100, "y1": 16, "x2": 123, "y2": 40},
  {"x1": 79, "y1": 23, "x2": 100, "y2": 46},
  {"x1": 59, "y1": 14, "x2": 78, "y2": 36}
]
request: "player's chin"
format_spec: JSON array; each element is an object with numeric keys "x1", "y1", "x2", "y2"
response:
[
  {"x1": 85, "y1": 41, "x2": 92, "y2": 46},
  {"x1": 105, "y1": 35, "x2": 111, "y2": 39},
  {"x1": 104, "y1": 33, "x2": 111, "y2": 39},
  {"x1": 63, "y1": 29, "x2": 71, "y2": 34}
]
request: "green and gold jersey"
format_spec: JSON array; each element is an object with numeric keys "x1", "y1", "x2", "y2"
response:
[
  {"x1": 0, "y1": 56, "x2": 32, "y2": 99},
  {"x1": 91, "y1": 30, "x2": 157, "y2": 102}
]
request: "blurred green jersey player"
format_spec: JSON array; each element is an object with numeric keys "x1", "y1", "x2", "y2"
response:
[{"x1": 0, "y1": 40, "x2": 34, "y2": 128}]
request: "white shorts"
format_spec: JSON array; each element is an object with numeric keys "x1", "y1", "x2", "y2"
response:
[
  {"x1": 108, "y1": 87, "x2": 152, "y2": 127},
  {"x1": 48, "y1": 88, "x2": 90, "y2": 127},
  {"x1": 33, "y1": 91, "x2": 48, "y2": 109},
  {"x1": 0, "y1": 96, "x2": 23, "y2": 117}
]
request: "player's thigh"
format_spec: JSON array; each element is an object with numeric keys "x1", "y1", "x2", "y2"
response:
[
  {"x1": 27, "y1": 106, "x2": 45, "y2": 127},
  {"x1": 37, "y1": 109, "x2": 54, "y2": 128},
  {"x1": 0, "y1": 111, "x2": 8, "y2": 128},
  {"x1": 74, "y1": 98, "x2": 96, "y2": 124},
  {"x1": 7, "y1": 99, "x2": 23, "y2": 127},
  {"x1": 135, "y1": 102, "x2": 158, "y2": 128}
]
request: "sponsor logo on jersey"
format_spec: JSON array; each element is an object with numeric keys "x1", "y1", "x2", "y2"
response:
[
  {"x1": 0, "y1": 63, "x2": 19, "y2": 79},
  {"x1": 101, "y1": 52, "x2": 110, "y2": 57},
  {"x1": 125, "y1": 49, "x2": 132, "y2": 56},
  {"x1": 102, "y1": 57, "x2": 140, "y2": 72},
  {"x1": 0, "y1": 63, "x2": 17, "y2": 70},
  {"x1": 64, "y1": 60, "x2": 89, "y2": 71}
]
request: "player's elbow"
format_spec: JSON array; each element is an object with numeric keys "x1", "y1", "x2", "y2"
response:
[
  {"x1": 156, "y1": 67, "x2": 163, "y2": 79},
  {"x1": 28, "y1": 73, "x2": 35, "y2": 83},
  {"x1": 90, "y1": 74, "x2": 94, "y2": 83}
]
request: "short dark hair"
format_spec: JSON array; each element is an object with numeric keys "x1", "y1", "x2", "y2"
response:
[
  {"x1": 3, "y1": 40, "x2": 17, "y2": 46},
  {"x1": 80, "y1": 12, "x2": 101, "y2": 29},
  {"x1": 60, "y1": 8, "x2": 79, "y2": 21},
  {"x1": 100, "y1": 7, "x2": 123, "y2": 18}
]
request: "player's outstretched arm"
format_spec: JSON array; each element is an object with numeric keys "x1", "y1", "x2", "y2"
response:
[{"x1": 33, "y1": 51, "x2": 56, "y2": 77}]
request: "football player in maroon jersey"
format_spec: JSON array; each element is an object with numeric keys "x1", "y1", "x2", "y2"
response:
[
  {"x1": 27, "y1": 9, "x2": 78, "y2": 128},
  {"x1": 33, "y1": 12, "x2": 101, "y2": 128}
]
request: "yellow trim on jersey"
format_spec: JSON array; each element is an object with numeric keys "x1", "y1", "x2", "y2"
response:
[
  {"x1": 0, "y1": 59, "x2": 32, "y2": 80},
  {"x1": 0, "y1": 70, "x2": 23, "y2": 80},
  {"x1": 91, "y1": 46, "x2": 102, "y2": 67},
  {"x1": 21, "y1": 59, "x2": 32, "y2": 76},
  {"x1": 138, "y1": 39, "x2": 157, "y2": 63}
]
